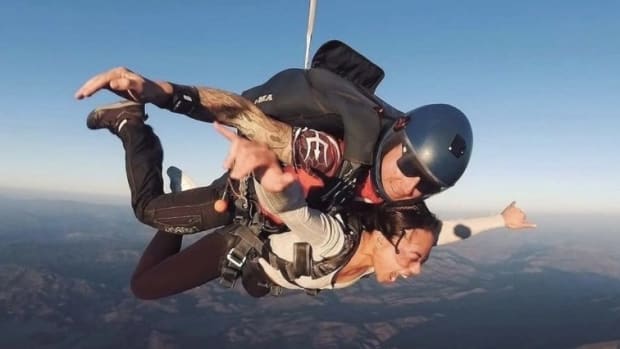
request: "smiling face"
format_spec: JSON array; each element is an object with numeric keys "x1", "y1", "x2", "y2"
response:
[
  {"x1": 371, "y1": 228, "x2": 435, "y2": 284},
  {"x1": 379, "y1": 144, "x2": 424, "y2": 201}
]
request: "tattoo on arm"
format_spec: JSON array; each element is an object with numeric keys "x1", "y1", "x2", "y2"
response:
[{"x1": 196, "y1": 87, "x2": 293, "y2": 164}]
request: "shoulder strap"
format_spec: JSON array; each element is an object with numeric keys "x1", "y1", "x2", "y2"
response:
[{"x1": 264, "y1": 212, "x2": 362, "y2": 291}]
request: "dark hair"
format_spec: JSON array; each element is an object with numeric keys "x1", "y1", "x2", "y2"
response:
[{"x1": 352, "y1": 200, "x2": 441, "y2": 245}]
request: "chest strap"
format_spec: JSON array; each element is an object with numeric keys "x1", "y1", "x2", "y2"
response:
[
  {"x1": 219, "y1": 177, "x2": 264, "y2": 289},
  {"x1": 219, "y1": 179, "x2": 362, "y2": 297},
  {"x1": 263, "y1": 214, "x2": 361, "y2": 294}
]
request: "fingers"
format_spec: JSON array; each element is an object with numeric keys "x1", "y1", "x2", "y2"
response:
[
  {"x1": 75, "y1": 73, "x2": 108, "y2": 99},
  {"x1": 257, "y1": 167, "x2": 296, "y2": 193},
  {"x1": 215, "y1": 122, "x2": 263, "y2": 177},
  {"x1": 229, "y1": 159, "x2": 253, "y2": 179},
  {"x1": 214, "y1": 122, "x2": 238, "y2": 141},
  {"x1": 523, "y1": 222, "x2": 537, "y2": 228},
  {"x1": 221, "y1": 140, "x2": 238, "y2": 172},
  {"x1": 228, "y1": 150, "x2": 275, "y2": 179},
  {"x1": 514, "y1": 203, "x2": 536, "y2": 228},
  {"x1": 510, "y1": 214, "x2": 537, "y2": 229},
  {"x1": 280, "y1": 172, "x2": 296, "y2": 188},
  {"x1": 215, "y1": 122, "x2": 240, "y2": 171},
  {"x1": 74, "y1": 67, "x2": 136, "y2": 100},
  {"x1": 75, "y1": 68, "x2": 119, "y2": 99},
  {"x1": 502, "y1": 201, "x2": 517, "y2": 211},
  {"x1": 109, "y1": 77, "x2": 134, "y2": 91},
  {"x1": 214, "y1": 122, "x2": 283, "y2": 184},
  {"x1": 501, "y1": 199, "x2": 537, "y2": 229}
]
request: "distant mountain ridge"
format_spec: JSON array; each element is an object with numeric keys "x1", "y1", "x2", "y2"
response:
[
  {"x1": 0, "y1": 196, "x2": 618, "y2": 348},
  {"x1": 0, "y1": 186, "x2": 128, "y2": 206},
  {"x1": 0, "y1": 194, "x2": 150, "y2": 242}
]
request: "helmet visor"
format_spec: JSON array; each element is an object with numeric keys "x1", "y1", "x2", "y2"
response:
[{"x1": 396, "y1": 144, "x2": 443, "y2": 196}]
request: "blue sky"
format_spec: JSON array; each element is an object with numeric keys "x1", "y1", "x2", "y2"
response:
[{"x1": 0, "y1": 1, "x2": 618, "y2": 215}]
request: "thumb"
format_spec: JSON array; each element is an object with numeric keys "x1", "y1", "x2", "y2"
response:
[
  {"x1": 280, "y1": 172, "x2": 296, "y2": 188},
  {"x1": 512, "y1": 221, "x2": 537, "y2": 229},
  {"x1": 261, "y1": 171, "x2": 296, "y2": 192},
  {"x1": 214, "y1": 121, "x2": 239, "y2": 141}
]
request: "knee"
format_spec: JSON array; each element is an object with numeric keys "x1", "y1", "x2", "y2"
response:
[
  {"x1": 133, "y1": 206, "x2": 154, "y2": 227},
  {"x1": 130, "y1": 274, "x2": 158, "y2": 301}
]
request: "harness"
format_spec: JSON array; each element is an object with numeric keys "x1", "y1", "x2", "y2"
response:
[
  {"x1": 220, "y1": 41, "x2": 392, "y2": 295},
  {"x1": 242, "y1": 40, "x2": 407, "y2": 212},
  {"x1": 218, "y1": 177, "x2": 362, "y2": 297}
]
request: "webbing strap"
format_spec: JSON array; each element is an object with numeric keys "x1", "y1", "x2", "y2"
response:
[{"x1": 219, "y1": 223, "x2": 264, "y2": 288}]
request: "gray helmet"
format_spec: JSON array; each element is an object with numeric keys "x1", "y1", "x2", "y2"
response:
[{"x1": 373, "y1": 104, "x2": 473, "y2": 201}]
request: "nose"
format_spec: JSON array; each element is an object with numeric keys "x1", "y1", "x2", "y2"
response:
[
  {"x1": 404, "y1": 177, "x2": 421, "y2": 197},
  {"x1": 409, "y1": 263, "x2": 422, "y2": 276}
]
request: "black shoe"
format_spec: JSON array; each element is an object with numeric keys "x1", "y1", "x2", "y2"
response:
[{"x1": 86, "y1": 100, "x2": 148, "y2": 134}]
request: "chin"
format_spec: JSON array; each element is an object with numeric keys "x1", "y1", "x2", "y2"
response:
[{"x1": 376, "y1": 275, "x2": 395, "y2": 284}]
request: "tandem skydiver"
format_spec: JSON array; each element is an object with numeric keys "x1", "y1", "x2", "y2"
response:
[
  {"x1": 75, "y1": 41, "x2": 535, "y2": 297},
  {"x1": 74, "y1": 41, "x2": 484, "y2": 232},
  {"x1": 128, "y1": 123, "x2": 532, "y2": 298}
]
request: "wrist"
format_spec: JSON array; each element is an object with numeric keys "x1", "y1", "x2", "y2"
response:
[
  {"x1": 153, "y1": 82, "x2": 200, "y2": 115},
  {"x1": 152, "y1": 81, "x2": 174, "y2": 108},
  {"x1": 500, "y1": 213, "x2": 509, "y2": 227}
]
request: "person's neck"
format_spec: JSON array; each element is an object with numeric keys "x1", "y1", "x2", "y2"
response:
[{"x1": 335, "y1": 231, "x2": 375, "y2": 283}]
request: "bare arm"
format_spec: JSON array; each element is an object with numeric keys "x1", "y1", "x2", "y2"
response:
[
  {"x1": 436, "y1": 215, "x2": 505, "y2": 245},
  {"x1": 194, "y1": 86, "x2": 293, "y2": 164},
  {"x1": 436, "y1": 202, "x2": 536, "y2": 246}
]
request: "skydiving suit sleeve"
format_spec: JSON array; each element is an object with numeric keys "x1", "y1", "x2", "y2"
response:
[
  {"x1": 292, "y1": 127, "x2": 343, "y2": 178},
  {"x1": 436, "y1": 215, "x2": 506, "y2": 245}
]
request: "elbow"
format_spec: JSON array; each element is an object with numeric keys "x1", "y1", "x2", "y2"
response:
[
  {"x1": 436, "y1": 223, "x2": 472, "y2": 246},
  {"x1": 453, "y1": 224, "x2": 472, "y2": 240},
  {"x1": 130, "y1": 275, "x2": 161, "y2": 301}
]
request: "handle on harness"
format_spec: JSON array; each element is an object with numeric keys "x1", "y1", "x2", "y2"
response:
[{"x1": 319, "y1": 160, "x2": 368, "y2": 212}]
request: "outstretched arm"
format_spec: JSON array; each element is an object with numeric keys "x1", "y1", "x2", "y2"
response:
[
  {"x1": 75, "y1": 67, "x2": 293, "y2": 164},
  {"x1": 436, "y1": 201, "x2": 536, "y2": 246}
]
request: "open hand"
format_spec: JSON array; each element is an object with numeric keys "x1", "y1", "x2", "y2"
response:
[
  {"x1": 75, "y1": 66, "x2": 169, "y2": 105},
  {"x1": 214, "y1": 122, "x2": 295, "y2": 192}
]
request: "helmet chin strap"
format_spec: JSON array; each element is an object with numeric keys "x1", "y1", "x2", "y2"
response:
[{"x1": 371, "y1": 157, "x2": 394, "y2": 202}]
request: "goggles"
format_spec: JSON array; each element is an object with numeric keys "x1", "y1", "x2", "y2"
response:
[{"x1": 395, "y1": 144, "x2": 443, "y2": 196}]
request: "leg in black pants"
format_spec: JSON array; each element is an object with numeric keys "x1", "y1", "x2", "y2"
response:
[
  {"x1": 118, "y1": 122, "x2": 234, "y2": 234},
  {"x1": 130, "y1": 230, "x2": 236, "y2": 300},
  {"x1": 130, "y1": 228, "x2": 272, "y2": 299}
]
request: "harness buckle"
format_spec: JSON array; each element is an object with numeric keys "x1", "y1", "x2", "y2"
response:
[
  {"x1": 226, "y1": 248, "x2": 247, "y2": 269},
  {"x1": 270, "y1": 285, "x2": 283, "y2": 296},
  {"x1": 219, "y1": 266, "x2": 239, "y2": 288}
]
